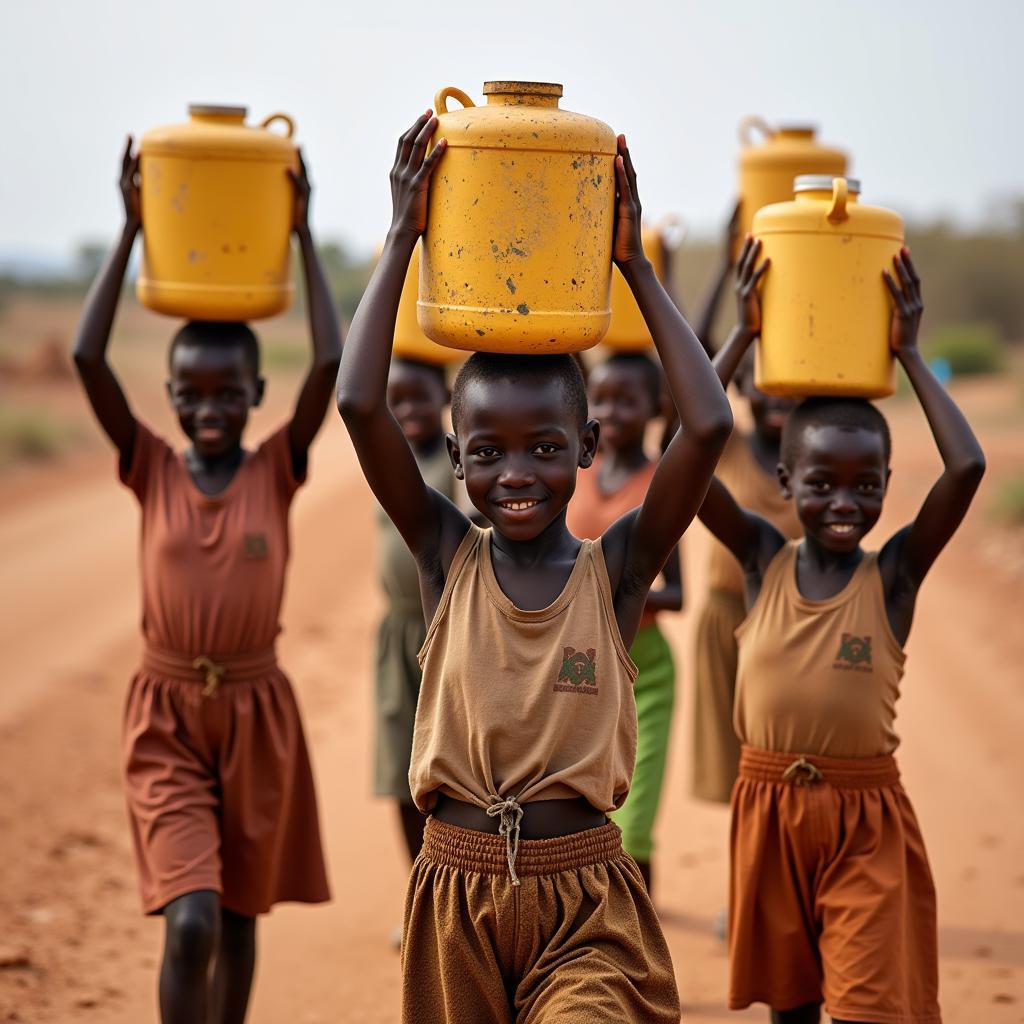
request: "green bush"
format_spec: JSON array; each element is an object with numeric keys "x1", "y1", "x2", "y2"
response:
[
  {"x1": 0, "y1": 410, "x2": 77, "y2": 464},
  {"x1": 923, "y1": 322, "x2": 1005, "y2": 376},
  {"x1": 992, "y1": 476, "x2": 1024, "y2": 526}
]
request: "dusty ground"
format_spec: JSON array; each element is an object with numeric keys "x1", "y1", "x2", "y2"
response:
[{"x1": 1, "y1": 297, "x2": 1023, "y2": 1022}]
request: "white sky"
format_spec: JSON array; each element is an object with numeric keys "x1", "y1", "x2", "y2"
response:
[{"x1": 2, "y1": 0, "x2": 1019, "y2": 261}]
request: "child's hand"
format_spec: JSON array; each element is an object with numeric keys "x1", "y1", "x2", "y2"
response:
[
  {"x1": 883, "y1": 248, "x2": 923, "y2": 355},
  {"x1": 119, "y1": 137, "x2": 141, "y2": 228},
  {"x1": 389, "y1": 111, "x2": 446, "y2": 240},
  {"x1": 612, "y1": 135, "x2": 645, "y2": 268},
  {"x1": 287, "y1": 149, "x2": 312, "y2": 235},
  {"x1": 734, "y1": 236, "x2": 769, "y2": 338}
]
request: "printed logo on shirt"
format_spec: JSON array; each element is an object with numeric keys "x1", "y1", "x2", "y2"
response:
[
  {"x1": 554, "y1": 646, "x2": 598, "y2": 695},
  {"x1": 834, "y1": 633, "x2": 873, "y2": 672},
  {"x1": 243, "y1": 533, "x2": 269, "y2": 560}
]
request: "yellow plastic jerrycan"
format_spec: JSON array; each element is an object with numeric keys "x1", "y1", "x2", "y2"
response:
[
  {"x1": 418, "y1": 81, "x2": 617, "y2": 354},
  {"x1": 735, "y1": 118, "x2": 846, "y2": 261},
  {"x1": 137, "y1": 105, "x2": 298, "y2": 321},
  {"x1": 601, "y1": 216, "x2": 685, "y2": 352},
  {"x1": 392, "y1": 243, "x2": 465, "y2": 365},
  {"x1": 753, "y1": 176, "x2": 904, "y2": 399}
]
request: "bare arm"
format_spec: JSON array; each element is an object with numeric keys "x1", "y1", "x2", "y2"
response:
[
  {"x1": 880, "y1": 251, "x2": 986, "y2": 587},
  {"x1": 643, "y1": 542, "x2": 683, "y2": 613},
  {"x1": 692, "y1": 200, "x2": 741, "y2": 355},
  {"x1": 72, "y1": 139, "x2": 140, "y2": 464},
  {"x1": 287, "y1": 152, "x2": 343, "y2": 472},
  {"x1": 336, "y1": 113, "x2": 467, "y2": 566},
  {"x1": 608, "y1": 138, "x2": 733, "y2": 602}
]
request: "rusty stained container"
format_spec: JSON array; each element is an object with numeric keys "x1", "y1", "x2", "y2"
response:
[
  {"x1": 392, "y1": 243, "x2": 465, "y2": 365},
  {"x1": 601, "y1": 216, "x2": 684, "y2": 351},
  {"x1": 754, "y1": 176, "x2": 904, "y2": 399},
  {"x1": 418, "y1": 81, "x2": 617, "y2": 354},
  {"x1": 137, "y1": 104, "x2": 298, "y2": 321},
  {"x1": 735, "y1": 117, "x2": 847, "y2": 261}
]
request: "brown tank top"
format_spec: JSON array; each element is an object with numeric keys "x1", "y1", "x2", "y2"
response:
[
  {"x1": 734, "y1": 542, "x2": 906, "y2": 758},
  {"x1": 707, "y1": 431, "x2": 801, "y2": 595},
  {"x1": 410, "y1": 525, "x2": 638, "y2": 817}
]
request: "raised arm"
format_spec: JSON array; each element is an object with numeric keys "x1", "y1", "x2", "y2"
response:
[
  {"x1": 697, "y1": 237, "x2": 785, "y2": 574},
  {"x1": 287, "y1": 151, "x2": 343, "y2": 473},
  {"x1": 336, "y1": 112, "x2": 467, "y2": 563},
  {"x1": 609, "y1": 137, "x2": 733, "y2": 595},
  {"x1": 72, "y1": 139, "x2": 139, "y2": 464},
  {"x1": 643, "y1": 543, "x2": 683, "y2": 613},
  {"x1": 881, "y1": 250, "x2": 986, "y2": 586},
  {"x1": 691, "y1": 200, "x2": 741, "y2": 355}
]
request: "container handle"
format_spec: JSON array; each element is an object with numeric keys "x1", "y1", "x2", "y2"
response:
[
  {"x1": 827, "y1": 177, "x2": 849, "y2": 223},
  {"x1": 657, "y1": 213, "x2": 688, "y2": 251},
  {"x1": 435, "y1": 87, "x2": 475, "y2": 115},
  {"x1": 259, "y1": 113, "x2": 295, "y2": 138},
  {"x1": 738, "y1": 116, "x2": 775, "y2": 147}
]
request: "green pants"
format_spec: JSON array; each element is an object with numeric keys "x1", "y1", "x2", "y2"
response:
[{"x1": 611, "y1": 623, "x2": 676, "y2": 862}]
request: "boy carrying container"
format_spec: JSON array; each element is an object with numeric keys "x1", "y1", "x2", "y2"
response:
[
  {"x1": 73, "y1": 141, "x2": 340, "y2": 1024},
  {"x1": 337, "y1": 111, "x2": 733, "y2": 1022},
  {"x1": 700, "y1": 238, "x2": 985, "y2": 1023}
]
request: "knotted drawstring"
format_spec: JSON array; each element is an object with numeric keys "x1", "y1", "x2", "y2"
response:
[
  {"x1": 782, "y1": 756, "x2": 824, "y2": 786},
  {"x1": 192, "y1": 655, "x2": 227, "y2": 699},
  {"x1": 486, "y1": 797, "x2": 524, "y2": 886}
]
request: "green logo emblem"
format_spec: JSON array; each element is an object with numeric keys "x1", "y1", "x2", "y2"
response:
[
  {"x1": 836, "y1": 633, "x2": 872, "y2": 667},
  {"x1": 558, "y1": 646, "x2": 597, "y2": 687}
]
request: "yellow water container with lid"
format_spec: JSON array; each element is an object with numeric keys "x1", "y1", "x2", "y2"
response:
[
  {"x1": 392, "y1": 243, "x2": 465, "y2": 365},
  {"x1": 601, "y1": 216, "x2": 685, "y2": 352},
  {"x1": 753, "y1": 176, "x2": 904, "y2": 399},
  {"x1": 137, "y1": 104, "x2": 298, "y2": 321},
  {"x1": 418, "y1": 81, "x2": 617, "y2": 354},
  {"x1": 735, "y1": 117, "x2": 846, "y2": 260}
]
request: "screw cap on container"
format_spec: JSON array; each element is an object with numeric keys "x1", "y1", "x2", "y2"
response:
[
  {"x1": 188, "y1": 104, "x2": 248, "y2": 118},
  {"x1": 794, "y1": 174, "x2": 861, "y2": 194},
  {"x1": 483, "y1": 81, "x2": 563, "y2": 97}
]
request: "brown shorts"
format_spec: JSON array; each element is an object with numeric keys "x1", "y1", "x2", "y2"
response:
[
  {"x1": 691, "y1": 589, "x2": 746, "y2": 804},
  {"x1": 124, "y1": 646, "x2": 330, "y2": 917},
  {"x1": 730, "y1": 746, "x2": 940, "y2": 1023},
  {"x1": 402, "y1": 817, "x2": 680, "y2": 1023}
]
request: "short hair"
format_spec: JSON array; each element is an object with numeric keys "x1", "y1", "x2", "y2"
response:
[
  {"x1": 781, "y1": 397, "x2": 892, "y2": 468},
  {"x1": 600, "y1": 351, "x2": 662, "y2": 408},
  {"x1": 392, "y1": 355, "x2": 448, "y2": 389},
  {"x1": 169, "y1": 321, "x2": 260, "y2": 376},
  {"x1": 451, "y1": 352, "x2": 588, "y2": 433}
]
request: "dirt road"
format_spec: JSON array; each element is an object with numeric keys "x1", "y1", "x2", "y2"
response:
[{"x1": 1, "y1": 373, "x2": 1022, "y2": 1023}]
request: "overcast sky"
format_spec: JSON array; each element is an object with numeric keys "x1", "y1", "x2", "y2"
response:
[{"x1": 2, "y1": 0, "x2": 1019, "y2": 262}]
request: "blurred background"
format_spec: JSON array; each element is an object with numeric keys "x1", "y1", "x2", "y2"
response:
[{"x1": 0, "y1": 2, "x2": 1021, "y2": 1021}]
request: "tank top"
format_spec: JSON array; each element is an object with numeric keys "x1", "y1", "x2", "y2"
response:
[
  {"x1": 120, "y1": 421, "x2": 301, "y2": 655},
  {"x1": 566, "y1": 455, "x2": 659, "y2": 631},
  {"x1": 734, "y1": 542, "x2": 906, "y2": 758},
  {"x1": 707, "y1": 431, "x2": 801, "y2": 595},
  {"x1": 410, "y1": 524, "x2": 638, "y2": 818},
  {"x1": 376, "y1": 442, "x2": 454, "y2": 616}
]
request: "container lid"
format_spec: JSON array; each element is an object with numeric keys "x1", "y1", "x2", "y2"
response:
[
  {"x1": 795, "y1": 174, "x2": 861, "y2": 194},
  {"x1": 188, "y1": 103, "x2": 248, "y2": 118},
  {"x1": 483, "y1": 81, "x2": 563, "y2": 98}
]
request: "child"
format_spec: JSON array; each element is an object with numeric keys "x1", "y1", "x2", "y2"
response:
[
  {"x1": 376, "y1": 356, "x2": 455, "y2": 864},
  {"x1": 691, "y1": 293, "x2": 800, "y2": 804},
  {"x1": 566, "y1": 351, "x2": 682, "y2": 894},
  {"x1": 72, "y1": 141, "x2": 341, "y2": 1024},
  {"x1": 700, "y1": 239, "x2": 985, "y2": 1023},
  {"x1": 337, "y1": 111, "x2": 733, "y2": 1022}
]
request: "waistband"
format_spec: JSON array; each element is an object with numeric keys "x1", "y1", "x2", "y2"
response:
[
  {"x1": 422, "y1": 816, "x2": 625, "y2": 879},
  {"x1": 141, "y1": 645, "x2": 278, "y2": 697},
  {"x1": 739, "y1": 745, "x2": 901, "y2": 789}
]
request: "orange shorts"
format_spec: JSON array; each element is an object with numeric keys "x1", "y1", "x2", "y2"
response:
[
  {"x1": 124, "y1": 646, "x2": 330, "y2": 917},
  {"x1": 730, "y1": 746, "x2": 941, "y2": 1023}
]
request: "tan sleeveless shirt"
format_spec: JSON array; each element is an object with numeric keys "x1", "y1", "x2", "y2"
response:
[
  {"x1": 734, "y1": 542, "x2": 906, "y2": 758},
  {"x1": 410, "y1": 525, "x2": 638, "y2": 817}
]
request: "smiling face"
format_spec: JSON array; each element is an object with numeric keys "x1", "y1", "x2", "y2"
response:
[
  {"x1": 387, "y1": 359, "x2": 447, "y2": 449},
  {"x1": 779, "y1": 423, "x2": 890, "y2": 553},
  {"x1": 587, "y1": 358, "x2": 659, "y2": 454},
  {"x1": 447, "y1": 374, "x2": 598, "y2": 541},
  {"x1": 167, "y1": 340, "x2": 263, "y2": 458}
]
